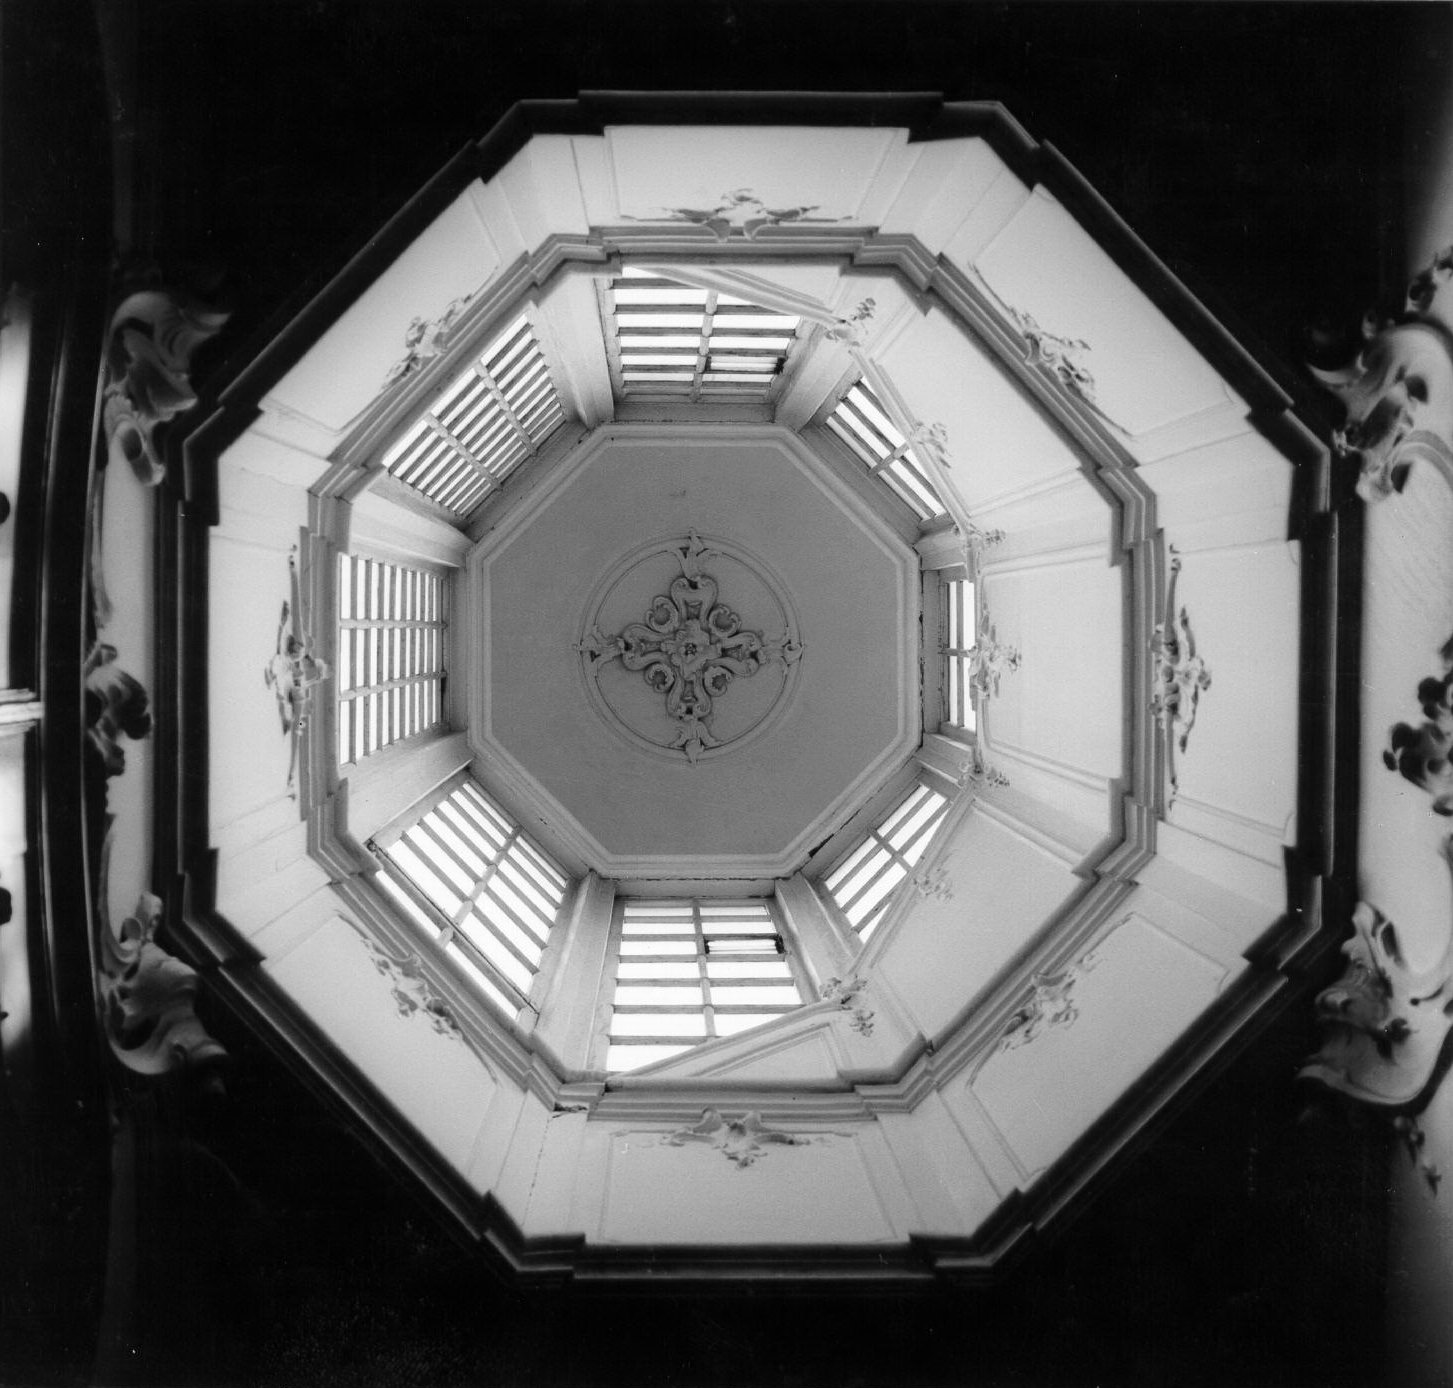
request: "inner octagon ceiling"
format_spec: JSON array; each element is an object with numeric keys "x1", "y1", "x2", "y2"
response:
[{"x1": 468, "y1": 424, "x2": 920, "y2": 877}]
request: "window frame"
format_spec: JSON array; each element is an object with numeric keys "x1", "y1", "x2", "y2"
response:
[
  {"x1": 823, "y1": 377, "x2": 949, "y2": 523},
  {"x1": 602, "y1": 896, "x2": 809, "y2": 1073},
  {"x1": 368, "y1": 771, "x2": 572, "y2": 1022}
]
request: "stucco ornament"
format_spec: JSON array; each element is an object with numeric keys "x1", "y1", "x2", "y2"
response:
[
  {"x1": 84, "y1": 641, "x2": 152, "y2": 777},
  {"x1": 663, "y1": 1108, "x2": 811, "y2": 1168},
  {"x1": 578, "y1": 530, "x2": 802, "y2": 764},
  {"x1": 1150, "y1": 550, "x2": 1211, "y2": 801},
  {"x1": 1300, "y1": 893, "x2": 1453, "y2": 1115},
  {"x1": 1311, "y1": 321, "x2": 1453, "y2": 503},
  {"x1": 265, "y1": 548, "x2": 330, "y2": 795},
  {"x1": 1009, "y1": 307, "x2": 1097, "y2": 405},
  {"x1": 968, "y1": 618, "x2": 1021, "y2": 700},
  {"x1": 102, "y1": 288, "x2": 229, "y2": 485},
  {"x1": 643, "y1": 188, "x2": 840, "y2": 241},
  {"x1": 910, "y1": 866, "x2": 955, "y2": 903},
  {"x1": 820, "y1": 976, "x2": 875, "y2": 1036},
  {"x1": 825, "y1": 297, "x2": 877, "y2": 348},
  {"x1": 998, "y1": 951, "x2": 1100, "y2": 1052},
  {"x1": 357, "y1": 933, "x2": 465, "y2": 1043},
  {"x1": 383, "y1": 291, "x2": 474, "y2": 389},
  {"x1": 1382, "y1": 631, "x2": 1453, "y2": 814},
  {"x1": 96, "y1": 831, "x2": 226, "y2": 1083}
]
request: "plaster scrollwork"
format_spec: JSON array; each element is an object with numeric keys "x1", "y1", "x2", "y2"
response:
[
  {"x1": 662, "y1": 1108, "x2": 814, "y2": 1168},
  {"x1": 383, "y1": 291, "x2": 475, "y2": 389},
  {"x1": 96, "y1": 829, "x2": 226, "y2": 1084},
  {"x1": 997, "y1": 951, "x2": 1100, "y2": 1053},
  {"x1": 963, "y1": 522, "x2": 1006, "y2": 564},
  {"x1": 820, "y1": 976, "x2": 875, "y2": 1036},
  {"x1": 958, "y1": 745, "x2": 1010, "y2": 791},
  {"x1": 84, "y1": 641, "x2": 152, "y2": 777},
  {"x1": 1382, "y1": 631, "x2": 1453, "y2": 814},
  {"x1": 102, "y1": 287, "x2": 229, "y2": 486},
  {"x1": 968, "y1": 617, "x2": 1021, "y2": 701},
  {"x1": 577, "y1": 530, "x2": 802, "y2": 764},
  {"x1": 1150, "y1": 550, "x2": 1211, "y2": 801},
  {"x1": 636, "y1": 189, "x2": 842, "y2": 241},
  {"x1": 1008, "y1": 307, "x2": 1097, "y2": 407},
  {"x1": 355, "y1": 932, "x2": 466, "y2": 1044},
  {"x1": 1311, "y1": 241, "x2": 1453, "y2": 503},
  {"x1": 825, "y1": 297, "x2": 877, "y2": 348},
  {"x1": 908, "y1": 420, "x2": 952, "y2": 470},
  {"x1": 264, "y1": 547, "x2": 330, "y2": 796},
  {"x1": 910, "y1": 866, "x2": 955, "y2": 904}
]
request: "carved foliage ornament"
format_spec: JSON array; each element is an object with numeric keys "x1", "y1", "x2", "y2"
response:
[
  {"x1": 663, "y1": 1108, "x2": 812, "y2": 1168},
  {"x1": 264, "y1": 547, "x2": 329, "y2": 795},
  {"x1": 968, "y1": 616, "x2": 1021, "y2": 701},
  {"x1": 1383, "y1": 631, "x2": 1453, "y2": 814},
  {"x1": 820, "y1": 976, "x2": 875, "y2": 1036},
  {"x1": 357, "y1": 932, "x2": 465, "y2": 1044},
  {"x1": 383, "y1": 291, "x2": 475, "y2": 390},
  {"x1": 636, "y1": 188, "x2": 842, "y2": 242},
  {"x1": 96, "y1": 829, "x2": 226, "y2": 1083},
  {"x1": 85, "y1": 641, "x2": 152, "y2": 777},
  {"x1": 1009, "y1": 307, "x2": 1097, "y2": 406},
  {"x1": 825, "y1": 297, "x2": 877, "y2": 348},
  {"x1": 103, "y1": 287, "x2": 228, "y2": 486},
  {"x1": 1150, "y1": 550, "x2": 1211, "y2": 800},
  {"x1": 998, "y1": 950, "x2": 1100, "y2": 1053},
  {"x1": 578, "y1": 531, "x2": 802, "y2": 764}
]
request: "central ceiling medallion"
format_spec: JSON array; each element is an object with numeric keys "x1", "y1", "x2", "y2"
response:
[{"x1": 577, "y1": 531, "x2": 803, "y2": 763}]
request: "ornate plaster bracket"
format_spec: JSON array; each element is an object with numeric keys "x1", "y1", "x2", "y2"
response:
[
  {"x1": 102, "y1": 287, "x2": 228, "y2": 486},
  {"x1": 968, "y1": 612, "x2": 1021, "y2": 701},
  {"x1": 1150, "y1": 549, "x2": 1211, "y2": 803},
  {"x1": 577, "y1": 530, "x2": 802, "y2": 764},
  {"x1": 264, "y1": 547, "x2": 330, "y2": 797},
  {"x1": 662, "y1": 1108, "x2": 815, "y2": 1168},
  {"x1": 96, "y1": 827, "x2": 226, "y2": 1085},
  {"x1": 908, "y1": 420, "x2": 952, "y2": 470},
  {"x1": 1382, "y1": 630, "x2": 1453, "y2": 813},
  {"x1": 632, "y1": 189, "x2": 843, "y2": 242},
  {"x1": 997, "y1": 950, "x2": 1100, "y2": 1053},
  {"x1": 910, "y1": 866, "x2": 955, "y2": 904},
  {"x1": 820, "y1": 976, "x2": 876, "y2": 1036}
]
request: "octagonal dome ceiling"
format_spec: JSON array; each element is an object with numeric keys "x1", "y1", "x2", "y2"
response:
[{"x1": 468, "y1": 424, "x2": 919, "y2": 878}]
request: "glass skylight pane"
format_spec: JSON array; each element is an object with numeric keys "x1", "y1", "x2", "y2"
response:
[
  {"x1": 710, "y1": 985, "x2": 801, "y2": 1007},
  {"x1": 621, "y1": 353, "x2": 700, "y2": 366},
  {"x1": 619, "y1": 962, "x2": 701, "y2": 980},
  {"x1": 847, "y1": 863, "x2": 906, "y2": 927},
  {"x1": 607, "y1": 1044, "x2": 691, "y2": 1071},
  {"x1": 444, "y1": 942, "x2": 517, "y2": 1019},
  {"x1": 610, "y1": 1014, "x2": 707, "y2": 1038},
  {"x1": 613, "y1": 985, "x2": 703, "y2": 1008},
  {"x1": 617, "y1": 313, "x2": 703, "y2": 330},
  {"x1": 832, "y1": 845, "x2": 893, "y2": 910},
  {"x1": 620, "y1": 334, "x2": 698, "y2": 348},
  {"x1": 887, "y1": 794, "x2": 947, "y2": 853},
  {"x1": 460, "y1": 927, "x2": 533, "y2": 994},
  {"x1": 615, "y1": 287, "x2": 709, "y2": 305},
  {"x1": 389, "y1": 840, "x2": 463, "y2": 917},
  {"x1": 706, "y1": 960, "x2": 792, "y2": 978},
  {"x1": 619, "y1": 939, "x2": 697, "y2": 956},
  {"x1": 623, "y1": 371, "x2": 694, "y2": 382},
  {"x1": 709, "y1": 336, "x2": 792, "y2": 350},
  {"x1": 374, "y1": 873, "x2": 444, "y2": 940},
  {"x1": 472, "y1": 895, "x2": 543, "y2": 966},
  {"x1": 708, "y1": 357, "x2": 777, "y2": 371},
  {"x1": 713, "y1": 1014, "x2": 781, "y2": 1037},
  {"x1": 712, "y1": 313, "x2": 798, "y2": 330}
]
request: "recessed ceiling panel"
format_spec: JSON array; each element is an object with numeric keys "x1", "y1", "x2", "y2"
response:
[{"x1": 469, "y1": 425, "x2": 919, "y2": 877}]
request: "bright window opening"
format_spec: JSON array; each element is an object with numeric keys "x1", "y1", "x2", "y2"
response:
[
  {"x1": 826, "y1": 379, "x2": 947, "y2": 522},
  {"x1": 374, "y1": 778, "x2": 569, "y2": 1017},
  {"x1": 603, "y1": 268, "x2": 803, "y2": 402},
  {"x1": 942, "y1": 577, "x2": 977, "y2": 733},
  {"x1": 336, "y1": 553, "x2": 447, "y2": 765},
  {"x1": 824, "y1": 782, "x2": 951, "y2": 940},
  {"x1": 379, "y1": 314, "x2": 564, "y2": 518},
  {"x1": 605, "y1": 899, "x2": 804, "y2": 1073}
]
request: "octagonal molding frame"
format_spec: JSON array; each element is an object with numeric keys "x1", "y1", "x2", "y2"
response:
[{"x1": 467, "y1": 422, "x2": 920, "y2": 880}]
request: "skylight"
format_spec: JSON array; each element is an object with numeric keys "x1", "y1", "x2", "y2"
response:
[
  {"x1": 826, "y1": 379, "x2": 948, "y2": 521},
  {"x1": 605, "y1": 899, "x2": 805, "y2": 1073},
  {"x1": 824, "y1": 782, "x2": 951, "y2": 940},
  {"x1": 373, "y1": 778, "x2": 569, "y2": 1017},
  {"x1": 603, "y1": 268, "x2": 802, "y2": 401},
  {"x1": 336, "y1": 553, "x2": 447, "y2": 765},
  {"x1": 942, "y1": 577, "x2": 977, "y2": 733},
  {"x1": 378, "y1": 314, "x2": 564, "y2": 518}
]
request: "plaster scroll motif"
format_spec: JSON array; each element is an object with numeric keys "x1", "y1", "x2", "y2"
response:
[
  {"x1": 578, "y1": 530, "x2": 802, "y2": 764},
  {"x1": 825, "y1": 297, "x2": 877, "y2": 348},
  {"x1": 908, "y1": 420, "x2": 952, "y2": 470},
  {"x1": 383, "y1": 292, "x2": 475, "y2": 390},
  {"x1": 662, "y1": 1108, "x2": 814, "y2": 1168},
  {"x1": 84, "y1": 641, "x2": 153, "y2": 777},
  {"x1": 264, "y1": 547, "x2": 330, "y2": 796},
  {"x1": 1150, "y1": 549, "x2": 1211, "y2": 802},
  {"x1": 910, "y1": 866, "x2": 955, "y2": 904},
  {"x1": 635, "y1": 189, "x2": 843, "y2": 242},
  {"x1": 820, "y1": 976, "x2": 876, "y2": 1036},
  {"x1": 355, "y1": 931, "x2": 466, "y2": 1044},
  {"x1": 96, "y1": 828, "x2": 226, "y2": 1084},
  {"x1": 968, "y1": 605, "x2": 1021, "y2": 701},
  {"x1": 1382, "y1": 631, "x2": 1453, "y2": 814},
  {"x1": 103, "y1": 287, "x2": 229, "y2": 486},
  {"x1": 998, "y1": 950, "x2": 1101, "y2": 1053},
  {"x1": 1008, "y1": 307, "x2": 1097, "y2": 406}
]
